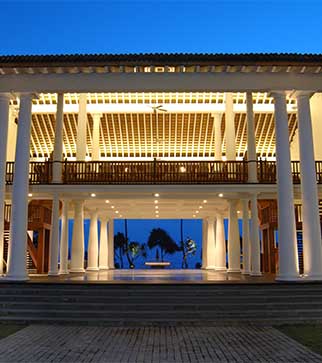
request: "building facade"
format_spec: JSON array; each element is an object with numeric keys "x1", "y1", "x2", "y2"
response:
[{"x1": 0, "y1": 53, "x2": 322, "y2": 281}]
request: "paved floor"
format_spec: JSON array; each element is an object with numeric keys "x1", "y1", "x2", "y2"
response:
[
  {"x1": 28, "y1": 269, "x2": 277, "y2": 284},
  {"x1": 0, "y1": 325, "x2": 321, "y2": 363}
]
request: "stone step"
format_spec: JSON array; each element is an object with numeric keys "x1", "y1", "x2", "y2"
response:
[
  {"x1": 0, "y1": 301, "x2": 321, "y2": 311},
  {"x1": 1, "y1": 308, "x2": 322, "y2": 320}
]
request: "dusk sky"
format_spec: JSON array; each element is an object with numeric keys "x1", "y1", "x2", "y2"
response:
[
  {"x1": 3, "y1": 0, "x2": 314, "y2": 267},
  {"x1": 1, "y1": 0, "x2": 321, "y2": 55}
]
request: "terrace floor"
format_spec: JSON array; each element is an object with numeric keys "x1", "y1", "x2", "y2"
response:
[{"x1": 27, "y1": 269, "x2": 278, "y2": 284}]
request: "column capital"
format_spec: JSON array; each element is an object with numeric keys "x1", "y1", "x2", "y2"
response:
[
  {"x1": 92, "y1": 113, "x2": 103, "y2": 119},
  {"x1": 293, "y1": 90, "x2": 314, "y2": 99},
  {"x1": 270, "y1": 90, "x2": 287, "y2": 99}
]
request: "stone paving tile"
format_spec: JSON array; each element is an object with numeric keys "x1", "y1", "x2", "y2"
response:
[{"x1": 0, "y1": 325, "x2": 321, "y2": 363}]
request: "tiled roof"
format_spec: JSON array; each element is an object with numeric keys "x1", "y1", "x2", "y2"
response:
[{"x1": 1, "y1": 53, "x2": 322, "y2": 67}]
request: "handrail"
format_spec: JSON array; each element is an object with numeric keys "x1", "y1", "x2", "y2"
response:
[{"x1": 4, "y1": 160, "x2": 322, "y2": 185}]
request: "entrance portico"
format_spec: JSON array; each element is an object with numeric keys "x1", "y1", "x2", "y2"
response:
[{"x1": 1, "y1": 53, "x2": 322, "y2": 282}]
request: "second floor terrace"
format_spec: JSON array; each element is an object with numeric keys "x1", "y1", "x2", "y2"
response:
[{"x1": 5, "y1": 159, "x2": 322, "y2": 185}]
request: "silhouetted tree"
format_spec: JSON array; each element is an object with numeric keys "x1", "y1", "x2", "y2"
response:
[
  {"x1": 179, "y1": 219, "x2": 197, "y2": 268},
  {"x1": 114, "y1": 232, "x2": 126, "y2": 268},
  {"x1": 147, "y1": 228, "x2": 180, "y2": 261}
]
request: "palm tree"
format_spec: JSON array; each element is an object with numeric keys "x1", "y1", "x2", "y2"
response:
[
  {"x1": 114, "y1": 232, "x2": 126, "y2": 268},
  {"x1": 147, "y1": 228, "x2": 180, "y2": 261}
]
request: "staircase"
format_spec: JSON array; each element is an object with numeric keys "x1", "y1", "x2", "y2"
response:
[{"x1": 0, "y1": 282, "x2": 321, "y2": 325}]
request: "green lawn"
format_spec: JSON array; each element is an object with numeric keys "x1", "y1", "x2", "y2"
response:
[
  {"x1": 277, "y1": 324, "x2": 322, "y2": 356},
  {"x1": 0, "y1": 325, "x2": 26, "y2": 339}
]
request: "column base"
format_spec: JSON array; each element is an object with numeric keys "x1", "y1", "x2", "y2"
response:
[
  {"x1": 302, "y1": 274, "x2": 322, "y2": 281},
  {"x1": 205, "y1": 266, "x2": 216, "y2": 270},
  {"x1": 99, "y1": 266, "x2": 109, "y2": 270},
  {"x1": 215, "y1": 267, "x2": 227, "y2": 272},
  {"x1": 59, "y1": 270, "x2": 69, "y2": 275},
  {"x1": 227, "y1": 268, "x2": 241, "y2": 273},
  {"x1": 242, "y1": 270, "x2": 251, "y2": 275},
  {"x1": 87, "y1": 267, "x2": 99, "y2": 271},
  {"x1": 250, "y1": 271, "x2": 262, "y2": 277},
  {"x1": 48, "y1": 271, "x2": 59, "y2": 276},
  {"x1": 2, "y1": 274, "x2": 29, "y2": 281},
  {"x1": 275, "y1": 273, "x2": 301, "y2": 282},
  {"x1": 69, "y1": 268, "x2": 85, "y2": 273}
]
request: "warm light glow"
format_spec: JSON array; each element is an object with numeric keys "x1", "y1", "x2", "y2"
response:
[
  {"x1": 115, "y1": 211, "x2": 119, "y2": 214},
  {"x1": 28, "y1": 193, "x2": 33, "y2": 197},
  {"x1": 105, "y1": 200, "x2": 110, "y2": 203},
  {"x1": 218, "y1": 193, "x2": 224, "y2": 198},
  {"x1": 237, "y1": 210, "x2": 241, "y2": 214},
  {"x1": 154, "y1": 200, "x2": 158, "y2": 204},
  {"x1": 120, "y1": 215, "x2": 123, "y2": 218},
  {"x1": 196, "y1": 211, "x2": 199, "y2": 214},
  {"x1": 156, "y1": 215, "x2": 159, "y2": 218},
  {"x1": 155, "y1": 206, "x2": 159, "y2": 209},
  {"x1": 203, "y1": 200, "x2": 207, "y2": 203},
  {"x1": 199, "y1": 206, "x2": 203, "y2": 209},
  {"x1": 193, "y1": 215, "x2": 196, "y2": 218},
  {"x1": 154, "y1": 193, "x2": 160, "y2": 197},
  {"x1": 179, "y1": 166, "x2": 186, "y2": 173},
  {"x1": 155, "y1": 210, "x2": 159, "y2": 214},
  {"x1": 91, "y1": 193, "x2": 96, "y2": 197},
  {"x1": 111, "y1": 206, "x2": 115, "y2": 209}
]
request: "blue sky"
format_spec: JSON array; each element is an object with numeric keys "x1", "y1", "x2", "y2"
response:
[{"x1": 0, "y1": 0, "x2": 321, "y2": 55}]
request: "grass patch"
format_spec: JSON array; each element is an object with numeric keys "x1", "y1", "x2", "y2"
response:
[
  {"x1": 277, "y1": 324, "x2": 322, "y2": 356},
  {"x1": 0, "y1": 325, "x2": 26, "y2": 340}
]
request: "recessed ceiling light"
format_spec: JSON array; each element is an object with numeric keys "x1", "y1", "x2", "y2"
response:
[
  {"x1": 120, "y1": 215, "x2": 123, "y2": 218},
  {"x1": 193, "y1": 215, "x2": 196, "y2": 218},
  {"x1": 218, "y1": 193, "x2": 224, "y2": 198},
  {"x1": 237, "y1": 210, "x2": 241, "y2": 214},
  {"x1": 154, "y1": 193, "x2": 160, "y2": 197},
  {"x1": 155, "y1": 205, "x2": 159, "y2": 209},
  {"x1": 91, "y1": 193, "x2": 96, "y2": 197},
  {"x1": 105, "y1": 200, "x2": 110, "y2": 203},
  {"x1": 156, "y1": 215, "x2": 159, "y2": 218},
  {"x1": 111, "y1": 206, "x2": 115, "y2": 209},
  {"x1": 115, "y1": 211, "x2": 119, "y2": 214},
  {"x1": 28, "y1": 193, "x2": 32, "y2": 197},
  {"x1": 203, "y1": 200, "x2": 207, "y2": 203},
  {"x1": 155, "y1": 210, "x2": 159, "y2": 214},
  {"x1": 154, "y1": 200, "x2": 158, "y2": 204},
  {"x1": 196, "y1": 211, "x2": 199, "y2": 214},
  {"x1": 199, "y1": 206, "x2": 203, "y2": 209}
]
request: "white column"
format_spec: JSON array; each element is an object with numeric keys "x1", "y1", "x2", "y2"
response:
[
  {"x1": 205, "y1": 217, "x2": 216, "y2": 269},
  {"x1": 246, "y1": 92, "x2": 258, "y2": 182},
  {"x1": 52, "y1": 93, "x2": 64, "y2": 183},
  {"x1": 48, "y1": 193, "x2": 60, "y2": 276},
  {"x1": 76, "y1": 94, "x2": 87, "y2": 161},
  {"x1": 0, "y1": 94, "x2": 10, "y2": 274},
  {"x1": 201, "y1": 218, "x2": 208, "y2": 269},
  {"x1": 7, "y1": 94, "x2": 33, "y2": 280},
  {"x1": 273, "y1": 92, "x2": 299, "y2": 280},
  {"x1": 215, "y1": 214, "x2": 227, "y2": 271},
  {"x1": 59, "y1": 200, "x2": 69, "y2": 274},
  {"x1": 250, "y1": 194, "x2": 261, "y2": 276},
  {"x1": 297, "y1": 92, "x2": 322, "y2": 280},
  {"x1": 225, "y1": 93, "x2": 236, "y2": 160},
  {"x1": 6, "y1": 106, "x2": 18, "y2": 162},
  {"x1": 108, "y1": 219, "x2": 115, "y2": 269},
  {"x1": 70, "y1": 200, "x2": 85, "y2": 272},
  {"x1": 241, "y1": 199, "x2": 251, "y2": 274},
  {"x1": 214, "y1": 113, "x2": 222, "y2": 161},
  {"x1": 228, "y1": 199, "x2": 240, "y2": 272},
  {"x1": 87, "y1": 209, "x2": 99, "y2": 271},
  {"x1": 92, "y1": 113, "x2": 101, "y2": 160},
  {"x1": 99, "y1": 216, "x2": 109, "y2": 270}
]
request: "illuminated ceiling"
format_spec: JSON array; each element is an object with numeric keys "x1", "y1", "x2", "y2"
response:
[{"x1": 10, "y1": 92, "x2": 297, "y2": 159}]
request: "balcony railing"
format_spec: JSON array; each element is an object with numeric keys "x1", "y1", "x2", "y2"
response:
[{"x1": 5, "y1": 160, "x2": 322, "y2": 185}]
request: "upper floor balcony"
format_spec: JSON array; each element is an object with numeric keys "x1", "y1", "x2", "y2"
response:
[{"x1": 5, "y1": 160, "x2": 322, "y2": 185}]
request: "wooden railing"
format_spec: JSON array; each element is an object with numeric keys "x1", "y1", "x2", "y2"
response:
[{"x1": 5, "y1": 160, "x2": 322, "y2": 185}]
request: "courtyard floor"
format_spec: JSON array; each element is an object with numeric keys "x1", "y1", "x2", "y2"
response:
[
  {"x1": 28, "y1": 269, "x2": 277, "y2": 284},
  {"x1": 0, "y1": 325, "x2": 321, "y2": 363}
]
